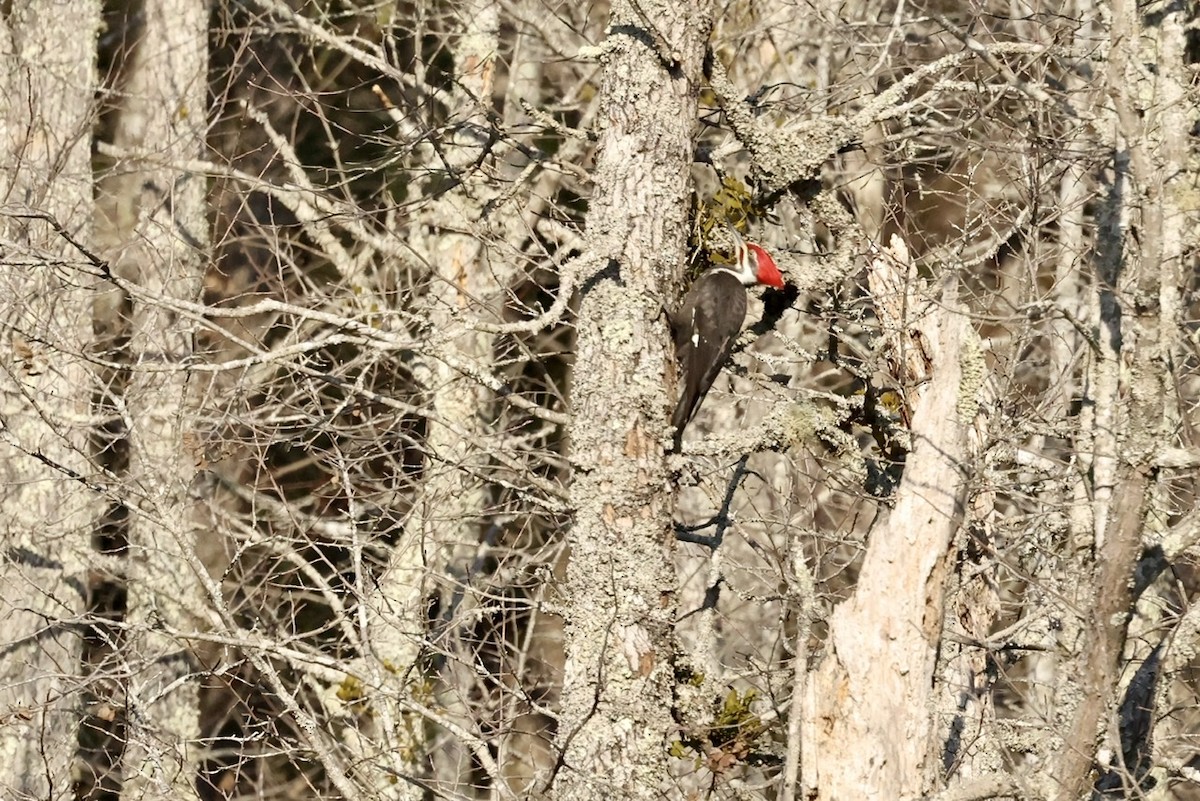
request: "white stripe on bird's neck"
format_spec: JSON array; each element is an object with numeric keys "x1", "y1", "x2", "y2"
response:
[{"x1": 708, "y1": 262, "x2": 758, "y2": 286}]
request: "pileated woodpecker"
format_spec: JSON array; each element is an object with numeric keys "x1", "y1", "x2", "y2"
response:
[{"x1": 671, "y1": 234, "x2": 785, "y2": 448}]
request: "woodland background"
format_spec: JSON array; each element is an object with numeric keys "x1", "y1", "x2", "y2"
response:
[{"x1": 1, "y1": 0, "x2": 1197, "y2": 799}]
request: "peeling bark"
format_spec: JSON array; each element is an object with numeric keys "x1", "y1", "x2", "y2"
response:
[{"x1": 802, "y1": 239, "x2": 974, "y2": 800}]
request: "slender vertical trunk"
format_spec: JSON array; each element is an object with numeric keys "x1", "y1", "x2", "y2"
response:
[
  {"x1": 366, "y1": 2, "x2": 511, "y2": 794},
  {"x1": 1052, "y1": 0, "x2": 1188, "y2": 794},
  {"x1": 0, "y1": 2, "x2": 101, "y2": 796},
  {"x1": 92, "y1": 0, "x2": 209, "y2": 795}
]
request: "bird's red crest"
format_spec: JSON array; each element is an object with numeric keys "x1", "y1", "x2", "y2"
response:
[{"x1": 747, "y1": 243, "x2": 785, "y2": 289}]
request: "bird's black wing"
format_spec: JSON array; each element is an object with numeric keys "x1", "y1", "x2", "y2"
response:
[{"x1": 670, "y1": 271, "x2": 747, "y2": 437}]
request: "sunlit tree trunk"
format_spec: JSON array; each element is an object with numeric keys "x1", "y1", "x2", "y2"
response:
[
  {"x1": 553, "y1": 0, "x2": 714, "y2": 797},
  {"x1": 366, "y1": 1, "x2": 520, "y2": 795},
  {"x1": 1051, "y1": 0, "x2": 1190, "y2": 795},
  {"x1": 801, "y1": 238, "x2": 976, "y2": 799},
  {"x1": 0, "y1": 2, "x2": 101, "y2": 796},
  {"x1": 93, "y1": 0, "x2": 209, "y2": 794}
]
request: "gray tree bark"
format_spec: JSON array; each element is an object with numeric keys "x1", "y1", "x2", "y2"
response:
[
  {"x1": 554, "y1": 1, "x2": 714, "y2": 797},
  {"x1": 92, "y1": 0, "x2": 209, "y2": 795},
  {"x1": 0, "y1": 2, "x2": 101, "y2": 797},
  {"x1": 1050, "y1": 0, "x2": 1189, "y2": 795},
  {"x1": 365, "y1": 1, "x2": 513, "y2": 795}
]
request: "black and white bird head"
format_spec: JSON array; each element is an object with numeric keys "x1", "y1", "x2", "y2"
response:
[{"x1": 723, "y1": 229, "x2": 785, "y2": 288}]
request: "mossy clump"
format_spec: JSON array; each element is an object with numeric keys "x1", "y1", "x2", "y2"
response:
[{"x1": 670, "y1": 687, "x2": 774, "y2": 775}]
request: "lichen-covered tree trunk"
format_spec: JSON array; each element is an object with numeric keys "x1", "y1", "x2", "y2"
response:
[
  {"x1": 0, "y1": 2, "x2": 101, "y2": 796},
  {"x1": 553, "y1": 1, "x2": 714, "y2": 797},
  {"x1": 92, "y1": 0, "x2": 209, "y2": 794}
]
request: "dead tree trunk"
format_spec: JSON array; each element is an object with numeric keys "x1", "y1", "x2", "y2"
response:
[{"x1": 802, "y1": 238, "x2": 977, "y2": 800}]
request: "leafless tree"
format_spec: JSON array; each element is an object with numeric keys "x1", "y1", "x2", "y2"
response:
[
  {"x1": 3, "y1": 1, "x2": 1200, "y2": 800},
  {"x1": 0, "y1": 2, "x2": 103, "y2": 797}
]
